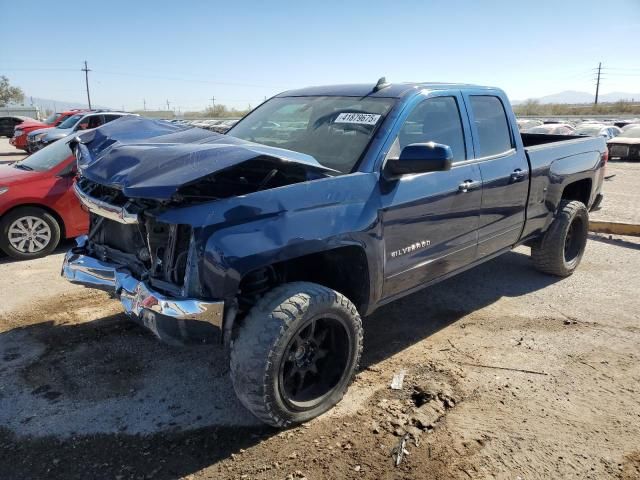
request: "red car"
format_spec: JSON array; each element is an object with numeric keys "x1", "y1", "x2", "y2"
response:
[
  {"x1": 0, "y1": 139, "x2": 88, "y2": 259},
  {"x1": 10, "y1": 110, "x2": 87, "y2": 152}
]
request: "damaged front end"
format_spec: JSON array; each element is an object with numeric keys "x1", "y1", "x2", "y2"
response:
[
  {"x1": 63, "y1": 177, "x2": 223, "y2": 344},
  {"x1": 62, "y1": 116, "x2": 337, "y2": 344}
]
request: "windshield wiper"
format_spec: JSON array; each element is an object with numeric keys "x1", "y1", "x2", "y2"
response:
[{"x1": 14, "y1": 163, "x2": 34, "y2": 171}]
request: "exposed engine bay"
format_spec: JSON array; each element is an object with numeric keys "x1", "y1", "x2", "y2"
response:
[
  {"x1": 76, "y1": 154, "x2": 321, "y2": 299},
  {"x1": 71, "y1": 116, "x2": 339, "y2": 300}
]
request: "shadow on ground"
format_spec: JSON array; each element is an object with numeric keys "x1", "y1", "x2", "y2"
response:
[
  {"x1": 0, "y1": 250, "x2": 561, "y2": 479},
  {"x1": 0, "y1": 239, "x2": 74, "y2": 263},
  {"x1": 588, "y1": 233, "x2": 640, "y2": 251}
]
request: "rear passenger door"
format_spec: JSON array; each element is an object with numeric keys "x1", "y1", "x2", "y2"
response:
[{"x1": 464, "y1": 94, "x2": 529, "y2": 257}]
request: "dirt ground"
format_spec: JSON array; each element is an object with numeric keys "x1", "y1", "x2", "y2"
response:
[
  {"x1": 0, "y1": 137, "x2": 27, "y2": 164},
  {"x1": 1, "y1": 232, "x2": 639, "y2": 480},
  {"x1": 0, "y1": 137, "x2": 639, "y2": 478},
  {"x1": 591, "y1": 161, "x2": 640, "y2": 224}
]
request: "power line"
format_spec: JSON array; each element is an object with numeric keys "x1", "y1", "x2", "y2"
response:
[
  {"x1": 82, "y1": 60, "x2": 92, "y2": 109},
  {"x1": 595, "y1": 62, "x2": 602, "y2": 105},
  {"x1": 93, "y1": 70, "x2": 289, "y2": 89}
]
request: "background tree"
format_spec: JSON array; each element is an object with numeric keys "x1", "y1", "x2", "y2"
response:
[{"x1": 0, "y1": 76, "x2": 25, "y2": 107}]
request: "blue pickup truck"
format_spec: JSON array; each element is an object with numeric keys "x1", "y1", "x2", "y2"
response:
[{"x1": 62, "y1": 80, "x2": 606, "y2": 426}]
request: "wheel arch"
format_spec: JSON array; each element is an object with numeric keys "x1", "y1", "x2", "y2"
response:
[
  {"x1": 0, "y1": 203, "x2": 66, "y2": 238},
  {"x1": 238, "y1": 244, "x2": 371, "y2": 312},
  {"x1": 560, "y1": 178, "x2": 592, "y2": 207}
]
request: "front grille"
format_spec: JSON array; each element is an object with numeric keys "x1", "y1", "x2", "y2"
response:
[
  {"x1": 79, "y1": 174, "x2": 194, "y2": 295},
  {"x1": 609, "y1": 144, "x2": 629, "y2": 157},
  {"x1": 77, "y1": 176, "x2": 129, "y2": 207}
]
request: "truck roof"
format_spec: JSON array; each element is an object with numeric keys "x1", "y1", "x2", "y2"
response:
[{"x1": 276, "y1": 82, "x2": 494, "y2": 98}]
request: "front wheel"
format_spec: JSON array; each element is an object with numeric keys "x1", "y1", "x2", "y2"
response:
[
  {"x1": 531, "y1": 200, "x2": 589, "y2": 277},
  {"x1": 230, "y1": 282, "x2": 363, "y2": 427},
  {"x1": 0, "y1": 207, "x2": 61, "y2": 260}
]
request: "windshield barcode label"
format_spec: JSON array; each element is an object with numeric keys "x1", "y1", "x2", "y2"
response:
[{"x1": 334, "y1": 113, "x2": 381, "y2": 125}]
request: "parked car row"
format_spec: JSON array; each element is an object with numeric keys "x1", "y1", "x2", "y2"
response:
[
  {"x1": 606, "y1": 126, "x2": 640, "y2": 162},
  {"x1": 4, "y1": 110, "x2": 137, "y2": 153},
  {"x1": 0, "y1": 112, "x2": 242, "y2": 259},
  {"x1": 6, "y1": 110, "x2": 87, "y2": 151},
  {"x1": 517, "y1": 117, "x2": 640, "y2": 160},
  {"x1": 165, "y1": 118, "x2": 240, "y2": 133},
  {"x1": 0, "y1": 138, "x2": 87, "y2": 259},
  {"x1": 0, "y1": 111, "x2": 136, "y2": 258},
  {"x1": 26, "y1": 111, "x2": 136, "y2": 152},
  {"x1": 0, "y1": 115, "x2": 35, "y2": 138}
]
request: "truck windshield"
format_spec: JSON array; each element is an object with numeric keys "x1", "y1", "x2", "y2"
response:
[
  {"x1": 15, "y1": 138, "x2": 73, "y2": 172},
  {"x1": 57, "y1": 114, "x2": 84, "y2": 129},
  {"x1": 228, "y1": 96, "x2": 395, "y2": 173}
]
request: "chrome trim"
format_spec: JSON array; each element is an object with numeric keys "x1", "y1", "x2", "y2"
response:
[
  {"x1": 62, "y1": 237, "x2": 224, "y2": 342},
  {"x1": 73, "y1": 182, "x2": 139, "y2": 224}
]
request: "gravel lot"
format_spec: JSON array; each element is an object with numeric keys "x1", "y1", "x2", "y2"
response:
[
  {"x1": 591, "y1": 160, "x2": 640, "y2": 224},
  {"x1": 1, "y1": 236, "x2": 639, "y2": 479},
  {"x1": 0, "y1": 137, "x2": 27, "y2": 164},
  {"x1": 0, "y1": 138, "x2": 639, "y2": 479}
]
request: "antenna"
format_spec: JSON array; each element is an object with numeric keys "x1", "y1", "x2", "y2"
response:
[{"x1": 373, "y1": 77, "x2": 390, "y2": 92}]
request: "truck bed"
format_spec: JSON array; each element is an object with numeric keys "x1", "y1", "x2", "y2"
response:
[
  {"x1": 520, "y1": 132, "x2": 606, "y2": 240},
  {"x1": 522, "y1": 133, "x2": 605, "y2": 170}
]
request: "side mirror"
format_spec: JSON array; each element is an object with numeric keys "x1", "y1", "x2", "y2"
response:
[{"x1": 384, "y1": 142, "x2": 453, "y2": 179}]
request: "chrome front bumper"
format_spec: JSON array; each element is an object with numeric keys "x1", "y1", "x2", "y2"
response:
[
  {"x1": 62, "y1": 237, "x2": 224, "y2": 344},
  {"x1": 73, "y1": 182, "x2": 139, "y2": 225}
]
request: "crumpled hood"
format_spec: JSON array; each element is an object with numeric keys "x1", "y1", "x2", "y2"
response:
[{"x1": 72, "y1": 116, "x2": 336, "y2": 201}]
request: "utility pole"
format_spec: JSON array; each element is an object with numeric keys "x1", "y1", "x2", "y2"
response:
[
  {"x1": 166, "y1": 99, "x2": 170, "y2": 111},
  {"x1": 210, "y1": 96, "x2": 215, "y2": 114},
  {"x1": 143, "y1": 99, "x2": 146, "y2": 111},
  {"x1": 594, "y1": 62, "x2": 602, "y2": 105},
  {"x1": 82, "y1": 60, "x2": 92, "y2": 109}
]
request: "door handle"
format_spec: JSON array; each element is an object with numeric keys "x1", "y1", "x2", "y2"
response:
[
  {"x1": 510, "y1": 169, "x2": 526, "y2": 182},
  {"x1": 458, "y1": 180, "x2": 480, "y2": 193}
]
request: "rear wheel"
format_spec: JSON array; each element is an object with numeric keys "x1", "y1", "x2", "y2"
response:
[
  {"x1": 0, "y1": 207, "x2": 61, "y2": 260},
  {"x1": 531, "y1": 200, "x2": 589, "y2": 277},
  {"x1": 230, "y1": 282, "x2": 363, "y2": 427}
]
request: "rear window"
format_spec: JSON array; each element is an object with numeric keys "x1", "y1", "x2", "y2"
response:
[{"x1": 469, "y1": 96, "x2": 513, "y2": 157}]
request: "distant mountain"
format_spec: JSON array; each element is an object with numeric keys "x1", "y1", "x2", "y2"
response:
[
  {"x1": 18, "y1": 96, "x2": 112, "y2": 112},
  {"x1": 512, "y1": 90, "x2": 640, "y2": 105}
]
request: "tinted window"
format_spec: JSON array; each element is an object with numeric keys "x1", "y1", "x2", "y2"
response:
[
  {"x1": 469, "y1": 96, "x2": 513, "y2": 157},
  {"x1": 88, "y1": 115, "x2": 104, "y2": 128},
  {"x1": 396, "y1": 96, "x2": 466, "y2": 161},
  {"x1": 103, "y1": 114, "x2": 123, "y2": 123}
]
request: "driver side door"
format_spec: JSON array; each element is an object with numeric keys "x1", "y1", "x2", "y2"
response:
[{"x1": 380, "y1": 93, "x2": 482, "y2": 300}]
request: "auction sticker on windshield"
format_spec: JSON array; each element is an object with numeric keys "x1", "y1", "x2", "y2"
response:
[{"x1": 334, "y1": 113, "x2": 381, "y2": 125}]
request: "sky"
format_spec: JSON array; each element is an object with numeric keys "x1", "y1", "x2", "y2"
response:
[{"x1": 1, "y1": 0, "x2": 639, "y2": 111}]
